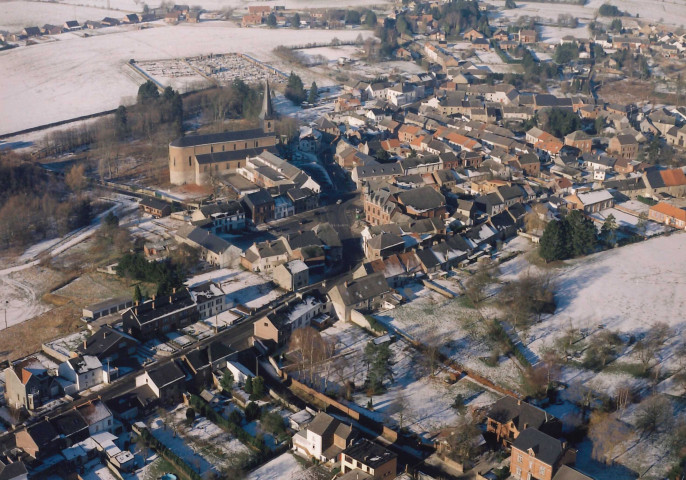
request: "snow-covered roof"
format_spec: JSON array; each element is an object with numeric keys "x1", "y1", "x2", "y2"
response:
[{"x1": 577, "y1": 189, "x2": 614, "y2": 205}]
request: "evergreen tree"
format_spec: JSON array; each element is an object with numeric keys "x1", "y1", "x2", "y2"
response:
[
  {"x1": 365, "y1": 10, "x2": 377, "y2": 27},
  {"x1": 285, "y1": 72, "x2": 306, "y2": 105},
  {"x1": 251, "y1": 376, "x2": 265, "y2": 399},
  {"x1": 307, "y1": 81, "x2": 318, "y2": 105},
  {"x1": 600, "y1": 214, "x2": 618, "y2": 247},
  {"x1": 133, "y1": 285, "x2": 142, "y2": 303},
  {"x1": 539, "y1": 220, "x2": 567, "y2": 262},
  {"x1": 245, "y1": 376, "x2": 253, "y2": 395},
  {"x1": 345, "y1": 9, "x2": 361, "y2": 25},
  {"x1": 266, "y1": 13, "x2": 277, "y2": 28},
  {"x1": 565, "y1": 210, "x2": 597, "y2": 257},
  {"x1": 137, "y1": 80, "x2": 159, "y2": 104},
  {"x1": 114, "y1": 106, "x2": 128, "y2": 140},
  {"x1": 291, "y1": 13, "x2": 300, "y2": 28},
  {"x1": 220, "y1": 370, "x2": 234, "y2": 392}
]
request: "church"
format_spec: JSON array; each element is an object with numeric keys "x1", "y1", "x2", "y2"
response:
[{"x1": 168, "y1": 82, "x2": 278, "y2": 186}]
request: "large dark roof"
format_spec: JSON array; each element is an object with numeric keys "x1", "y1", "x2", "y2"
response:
[
  {"x1": 332, "y1": 272, "x2": 391, "y2": 306},
  {"x1": 552, "y1": 465, "x2": 595, "y2": 480},
  {"x1": 51, "y1": 410, "x2": 88, "y2": 437},
  {"x1": 145, "y1": 361, "x2": 185, "y2": 388},
  {"x1": 416, "y1": 248, "x2": 440, "y2": 268},
  {"x1": 243, "y1": 189, "x2": 274, "y2": 208},
  {"x1": 170, "y1": 128, "x2": 270, "y2": 148},
  {"x1": 24, "y1": 420, "x2": 59, "y2": 449},
  {"x1": 0, "y1": 460, "x2": 27, "y2": 480},
  {"x1": 140, "y1": 197, "x2": 170, "y2": 211},
  {"x1": 195, "y1": 146, "x2": 276, "y2": 165},
  {"x1": 487, "y1": 396, "x2": 556, "y2": 433},
  {"x1": 342, "y1": 438, "x2": 397, "y2": 469},
  {"x1": 122, "y1": 288, "x2": 195, "y2": 326},
  {"x1": 397, "y1": 186, "x2": 445, "y2": 211},
  {"x1": 186, "y1": 227, "x2": 231, "y2": 254},
  {"x1": 512, "y1": 428, "x2": 564, "y2": 466},
  {"x1": 78, "y1": 326, "x2": 139, "y2": 357}
]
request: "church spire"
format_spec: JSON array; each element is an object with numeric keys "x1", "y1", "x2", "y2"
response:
[{"x1": 260, "y1": 80, "x2": 274, "y2": 121}]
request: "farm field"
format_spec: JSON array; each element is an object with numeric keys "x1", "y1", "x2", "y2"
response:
[
  {"x1": 0, "y1": 22, "x2": 371, "y2": 135},
  {"x1": 0, "y1": 1, "x2": 133, "y2": 32},
  {"x1": 486, "y1": 0, "x2": 686, "y2": 28}
]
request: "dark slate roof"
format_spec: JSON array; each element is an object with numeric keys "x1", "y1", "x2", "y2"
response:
[
  {"x1": 645, "y1": 169, "x2": 666, "y2": 189},
  {"x1": 0, "y1": 460, "x2": 27, "y2": 480},
  {"x1": 497, "y1": 185, "x2": 524, "y2": 202},
  {"x1": 78, "y1": 326, "x2": 139, "y2": 357},
  {"x1": 243, "y1": 189, "x2": 274, "y2": 208},
  {"x1": 342, "y1": 439, "x2": 397, "y2": 469},
  {"x1": 333, "y1": 272, "x2": 391, "y2": 305},
  {"x1": 397, "y1": 186, "x2": 445, "y2": 211},
  {"x1": 355, "y1": 163, "x2": 404, "y2": 178},
  {"x1": 122, "y1": 288, "x2": 195, "y2": 326},
  {"x1": 199, "y1": 200, "x2": 243, "y2": 217},
  {"x1": 287, "y1": 187, "x2": 314, "y2": 202},
  {"x1": 140, "y1": 197, "x2": 170, "y2": 211},
  {"x1": 51, "y1": 410, "x2": 88, "y2": 437},
  {"x1": 24, "y1": 420, "x2": 59, "y2": 450},
  {"x1": 285, "y1": 230, "x2": 322, "y2": 250},
  {"x1": 487, "y1": 396, "x2": 556, "y2": 432},
  {"x1": 416, "y1": 248, "x2": 440, "y2": 269},
  {"x1": 368, "y1": 233, "x2": 404, "y2": 250},
  {"x1": 490, "y1": 210, "x2": 516, "y2": 230},
  {"x1": 170, "y1": 128, "x2": 269, "y2": 148},
  {"x1": 518, "y1": 153, "x2": 540, "y2": 165},
  {"x1": 146, "y1": 361, "x2": 185, "y2": 388},
  {"x1": 186, "y1": 227, "x2": 231, "y2": 254},
  {"x1": 508, "y1": 202, "x2": 527, "y2": 219},
  {"x1": 512, "y1": 428, "x2": 564, "y2": 466},
  {"x1": 195, "y1": 146, "x2": 276, "y2": 165}
]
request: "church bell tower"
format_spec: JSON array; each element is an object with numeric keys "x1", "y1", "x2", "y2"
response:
[{"x1": 259, "y1": 80, "x2": 275, "y2": 134}]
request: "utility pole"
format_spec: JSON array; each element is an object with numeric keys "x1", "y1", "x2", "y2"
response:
[{"x1": 4, "y1": 300, "x2": 7, "y2": 330}]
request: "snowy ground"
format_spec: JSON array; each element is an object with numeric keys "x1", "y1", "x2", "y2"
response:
[
  {"x1": 525, "y1": 232, "x2": 686, "y2": 353},
  {"x1": 149, "y1": 405, "x2": 251, "y2": 476},
  {"x1": 374, "y1": 283, "x2": 523, "y2": 392},
  {"x1": 0, "y1": 22, "x2": 371, "y2": 135},
  {"x1": 486, "y1": 0, "x2": 686, "y2": 29},
  {"x1": 186, "y1": 268, "x2": 284, "y2": 310},
  {"x1": 246, "y1": 452, "x2": 306, "y2": 480},
  {"x1": 318, "y1": 319, "x2": 499, "y2": 439}
]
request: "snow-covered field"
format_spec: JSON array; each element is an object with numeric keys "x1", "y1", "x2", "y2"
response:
[
  {"x1": 0, "y1": 1, "x2": 133, "y2": 32},
  {"x1": 186, "y1": 268, "x2": 284, "y2": 310},
  {"x1": 527, "y1": 232, "x2": 686, "y2": 351},
  {"x1": 487, "y1": 0, "x2": 686, "y2": 28},
  {"x1": 0, "y1": 22, "x2": 371, "y2": 135},
  {"x1": 246, "y1": 452, "x2": 306, "y2": 480}
]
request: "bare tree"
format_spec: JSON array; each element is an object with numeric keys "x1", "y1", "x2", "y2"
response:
[
  {"x1": 588, "y1": 411, "x2": 632, "y2": 464},
  {"x1": 635, "y1": 395, "x2": 672, "y2": 435},
  {"x1": 443, "y1": 413, "x2": 483, "y2": 464},
  {"x1": 288, "y1": 327, "x2": 333, "y2": 385}
]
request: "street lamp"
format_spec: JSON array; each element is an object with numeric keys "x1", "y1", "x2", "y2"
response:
[{"x1": 3, "y1": 300, "x2": 7, "y2": 330}]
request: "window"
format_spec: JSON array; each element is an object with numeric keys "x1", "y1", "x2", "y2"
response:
[
  {"x1": 222, "y1": 145, "x2": 225, "y2": 152},
  {"x1": 211, "y1": 146, "x2": 214, "y2": 153},
  {"x1": 188, "y1": 156, "x2": 192, "y2": 166},
  {"x1": 517, "y1": 454, "x2": 523, "y2": 463},
  {"x1": 539, "y1": 466, "x2": 546, "y2": 476}
]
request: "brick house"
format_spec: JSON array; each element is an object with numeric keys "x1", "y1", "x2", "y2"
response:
[
  {"x1": 649, "y1": 202, "x2": 686, "y2": 230},
  {"x1": 340, "y1": 439, "x2": 397, "y2": 479},
  {"x1": 510, "y1": 428, "x2": 575, "y2": 480},
  {"x1": 608, "y1": 134, "x2": 638, "y2": 160},
  {"x1": 486, "y1": 396, "x2": 562, "y2": 446}
]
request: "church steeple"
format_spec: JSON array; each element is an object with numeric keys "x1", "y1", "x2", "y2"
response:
[{"x1": 260, "y1": 80, "x2": 275, "y2": 133}]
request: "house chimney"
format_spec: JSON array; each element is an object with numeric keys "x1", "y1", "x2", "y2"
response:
[
  {"x1": 83, "y1": 340, "x2": 87, "y2": 349},
  {"x1": 517, "y1": 398, "x2": 522, "y2": 406},
  {"x1": 152, "y1": 302, "x2": 155, "y2": 310},
  {"x1": 135, "y1": 300, "x2": 139, "y2": 306},
  {"x1": 344, "y1": 281, "x2": 348, "y2": 288},
  {"x1": 172, "y1": 287, "x2": 176, "y2": 294}
]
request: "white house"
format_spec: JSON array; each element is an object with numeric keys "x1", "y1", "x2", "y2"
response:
[
  {"x1": 292, "y1": 412, "x2": 353, "y2": 462},
  {"x1": 58, "y1": 355, "x2": 103, "y2": 393},
  {"x1": 226, "y1": 360, "x2": 254, "y2": 386},
  {"x1": 77, "y1": 400, "x2": 114, "y2": 435},
  {"x1": 274, "y1": 195, "x2": 295, "y2": 220}
]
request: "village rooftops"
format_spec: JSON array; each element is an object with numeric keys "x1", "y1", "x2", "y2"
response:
[
  {"x1": 179, "y1": 226, "x2": 231, "y2": 255},
  {"x1": 140, "y1": 197, "x2": 169, "y2": 212},
  {"x1": 122, "y1": 288, "x2": 195, "y2": 326},
  {"x1": 67, "y1": 356, "x2": 102, "y2": 374},
  {"x1": 169, "y1": 128, "x2": 269, "y2": 148},
  {"x1": 333, "y1": 272, "x2": 391, "y2": 305},
  {"x1": 76, "y1": 400, "x2": 112, "y2": 426},
  {"x1": 396, "y1": 186, "x2": 445, "y2": 212},
  {"x1": 576, "y1": 189, "x2": 614, "y2": 206}
]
